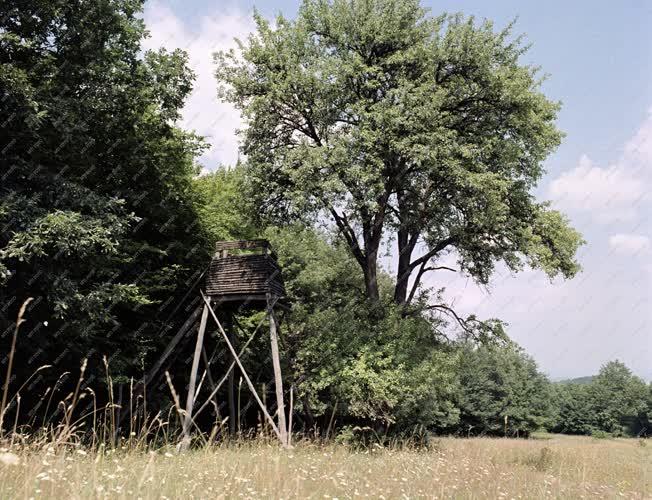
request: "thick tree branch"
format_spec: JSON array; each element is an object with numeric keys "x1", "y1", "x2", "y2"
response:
[
  {"x1": 408, "y1": 236, "x2": 457, "y2": 270},
  {"x1": 406, "y1": 260, "x2": 428, "y2": 306},
  {"x1": 327, "y1": 205, "x2": 365, "y2": 266},
  {"x1": 395, "y1": 231, "x2": 419, "y2": 291},
  {"x1": 400, "y1": 236, "x2": 458, "y2": 306},
  {"x1": 429, "y1": 266, "x2": 457, "y2": 273},
  {"x1": 405, "y1": 265, "x2": 458, "y2": 306}
]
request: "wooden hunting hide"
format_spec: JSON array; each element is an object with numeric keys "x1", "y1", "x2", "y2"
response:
[
  {"x1": 205, "y1": 240, "x2": 286, "y2": 304},
  {"x1": 179, "y1": 239, "x2": 290, "y2": 449}
]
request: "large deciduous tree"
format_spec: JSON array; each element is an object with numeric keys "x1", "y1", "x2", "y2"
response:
[
  {"x1": 588, "y1": 361, "x2": 649, "y2": 436},
  {"x1": 215, "y1": 0, "x2": 583, "y2": 314}
]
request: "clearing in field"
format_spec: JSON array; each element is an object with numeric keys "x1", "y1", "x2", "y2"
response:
[{"x1": 0, "y1": 434, "x2": 649, "y2": 499}]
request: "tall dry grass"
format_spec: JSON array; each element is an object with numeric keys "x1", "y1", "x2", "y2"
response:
[{"x1": 0, "y1": 434, "x2": 649, "y2": 499}]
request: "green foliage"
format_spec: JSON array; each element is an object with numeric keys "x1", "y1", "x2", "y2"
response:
[
  {"x1": 588, "y1": 361, "x2": 649, "y2": 437},
  {"x1": 550, "y1": 361, "x2": 650, "y2": 437},
  {"x1": 193, "y1": 164, "x2": 260, "y2": 242},
  {"x1": 456, "y1": 342, "x2": 553, "y2": 436},
  {"x1": 216, "y1": 0, "x2": 583, "y2": 308},
  {"x1": 550, "y1": 383, "x2": 595, "y2": 435},
  {"x1": 267, "y1": 226, "x2": 459, "y2": 431},
  {"x1": 335, "y1": 310, "x2": 461, "y2": 429},
  {"x1": 1, "y1": 0, "x2": 207, "y2": 391}
]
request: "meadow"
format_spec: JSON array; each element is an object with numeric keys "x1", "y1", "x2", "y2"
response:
[{"x1": 0, "y1": 434, "x2": 649, "y2": 499}]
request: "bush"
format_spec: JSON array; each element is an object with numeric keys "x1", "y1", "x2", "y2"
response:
[{"x1": 590, "y1": 429, "x2": 612, "y2": 439}]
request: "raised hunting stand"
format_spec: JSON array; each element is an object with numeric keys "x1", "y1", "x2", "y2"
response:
[{"x1": 181, "y1": 239, "x2": 290, "y2": 448}]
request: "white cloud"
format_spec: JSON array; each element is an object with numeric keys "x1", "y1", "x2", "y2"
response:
[
  {"x1": 142, "y1": 1, "x2": 255, "y2": 169},
  {"x1": 548, "y1": 109, "x2": 652, "y2": 222},
  {"x1": 609, "y1": 233, "x2": 650, "y2": 255},
  {"x1": 548, "y1": 155, "x2": 645, "y2": 222}
]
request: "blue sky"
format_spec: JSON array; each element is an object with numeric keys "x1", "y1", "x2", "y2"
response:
[{"x1": 142, "y1": 0, "x2": 652, "y2": 380}]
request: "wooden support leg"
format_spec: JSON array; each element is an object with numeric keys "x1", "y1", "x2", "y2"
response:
[
  {"x1": 191, "y1": 309, "x2": 269, "y2": 422},
  {"x1": 226, "y1": 312, "x2": 236, "y2": 436},
  {"x1": 200, "y1": 291, "x2": 284, "y2": 444},
  {"x1": 268, "y1": 297, "x2": 288, "y2": 447},
  {"x1": 201, "y1": 345, "x2": 221, "y2": 423},
  {"x1": 181, "y1": 301, "x2": 209, "y2": 450}
]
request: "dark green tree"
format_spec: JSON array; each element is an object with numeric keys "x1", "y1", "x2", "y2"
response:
[
  {"x1": 588, "y1": 361, "x2": 649, "y2": 436},
  {"x1": 456, "y1": 342, "x2": 553, "y2": 436},
  {"x1": 550, "y1": 383, "x2": 595, "y2": 435},
  {"x1": 0, "y1": 0, "x2": 207, "y2": 415},
  {"x1": 550, "y1": 361, "x2": 650, "y2": 437}
]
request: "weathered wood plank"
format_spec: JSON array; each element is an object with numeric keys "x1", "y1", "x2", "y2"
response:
[{"x1": 205, "y1": 241, "x2": 286, "y2": 303}]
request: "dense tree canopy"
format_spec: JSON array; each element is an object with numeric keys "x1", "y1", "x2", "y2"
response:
[
  {"x1": 215, "y1": 0, "x2": 584, "y2": 322},
  {"x1": 551, "y1": 361, "x2": 651, "y2": 437},
  {"x1": 457, "y1": 342, "x2": 553, "y2": 436},
  {"x1": 0, "y1": 0, "x2": 208, "y2": 404}
]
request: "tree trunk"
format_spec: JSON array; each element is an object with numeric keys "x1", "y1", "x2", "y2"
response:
[
  {"x1": 331, "y1": 201, "x2": 386, "y2": 303},
  {"x1": 363, "y1": 252, "x2": 380, "y2": 302},
  {"x1": 394, "y1": 226, "x2": 408, "y2": 305},
  {"x1": 394, "y1": 228, "x2": 417, "y2": 306},
  {"x1": 393, "y1": 187, "x2": 418, "y2": 306},
  {"x1": 302, "y1": 396, "x2": 315, "y2": 434},
  {"x1": 362, "y1": 224, "x2": 381, "y2": 302}
]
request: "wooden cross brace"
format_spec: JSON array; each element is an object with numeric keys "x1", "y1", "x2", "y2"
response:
[{"x1": 180, "y1": 291, "x2": 289, "y2": 449}]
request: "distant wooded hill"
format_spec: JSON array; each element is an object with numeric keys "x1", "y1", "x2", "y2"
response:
[{"x1": 557, "y1": 376, "x2": 596, "y2": 385}]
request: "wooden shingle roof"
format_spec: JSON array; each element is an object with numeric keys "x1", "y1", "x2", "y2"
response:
[{"x1": 204, "y1": 240, "x2": 286, "y2": 303}]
